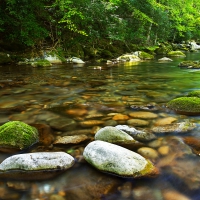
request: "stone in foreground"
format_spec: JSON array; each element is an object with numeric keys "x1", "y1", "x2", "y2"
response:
[
  {"x1": 83, "y1": 141, "x2": 158, "y2": 178},
  {"x1": 0, "y1": 121, "x2": 39, "y2": 152},
  {"x1": 0, "y1": 152, "x2": 75, "y2": 180}
]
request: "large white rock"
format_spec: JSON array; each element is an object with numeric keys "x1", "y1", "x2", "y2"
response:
[
  {"x1": 95, "y1": 126, "x2": 134, "y2": 143},
  {"x1": 0, "y1": 152, "x2": 74, "y2": 171},
  {"x1": 83, "y1": 141, "x2": 158, "y2": 178}
]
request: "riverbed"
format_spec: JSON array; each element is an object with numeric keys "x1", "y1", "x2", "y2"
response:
[{"x1": 0, "y1": 52, "x2": 200, "y2": 200}]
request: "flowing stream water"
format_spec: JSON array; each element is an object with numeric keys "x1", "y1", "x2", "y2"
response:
[{"x1": 0, "y1": 51, "x2": 200, "y2": 199}]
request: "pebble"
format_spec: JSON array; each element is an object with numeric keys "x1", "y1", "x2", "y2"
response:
[
  {"x1": 53, "y1": 135, "x2": 89, "y2": 145},
  {"x1": 137, "y1": 147, "x2": 159, "y2": 160},
  {"x1": 129, "y1": 111, "x2": 158, "y2": 119},
  {"x1": 127, "y1": 119, "x2": 149, "y2": 127},
  {"x1": 112, "y1": 114, "x2": 129, "y2": 121},
  {"x1": 79, "y1": 120, "x2": 104, "y2": 127},
  {"x1": 153, "y1": 116, "x2": 177, "y2": 126},
  {"x1": 158, "y1": 145, "x2": 170, "y2": 156}
]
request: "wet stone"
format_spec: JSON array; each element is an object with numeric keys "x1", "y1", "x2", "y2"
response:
[
  {"x1": 129, "y1": 111, "x2": 158, "y2": 119},
  {"x1": 115, "y1": 125, "x2": 156, "y2": 142},
  {"x1": 95, "y1": 126, "x2": 134, "y2": 143},
  {"x1": 83, "y1": 140, "x2": 158, "y2": 178},
  {"x1": 127, "y1": 119, "x2": 149, "y2": 127},
  {"x1": 151, "y1": 122, "x2": 196, "y2": 134},
  {"x1": 112, "y1": 114, "x2": 129, "y2": 121},
  {"x1": 137, "y1": 147, "x2": 159, "y2": 161},
  {"x1": 54, "y1": 135, "x2": 89, "y2": 145},
  {"x1": 0, "y1": 152, "x2": 75, "y2": 180},
  {"x1": 79, "y1": 120, "x2": 104, "y2": 128},
  {"x1": 30, "y1": 123, "x2": 54, "y2": 146},
  {"x1": 153, "y1": 116, "x2": 177, "y2": 126},
  {"x1": 49, "y1": 117, "x2": 77, "y2": 131}
]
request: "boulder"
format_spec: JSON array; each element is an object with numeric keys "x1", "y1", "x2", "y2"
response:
[
  {"x1": 0, "y1": 152, "x2": 74, "y2": 180},
  {"x1": 178, "y1": 60, "x2": 200, "y2": 69},
  {"x1": 0, "y1": 121, "x2": 39, "y2": 153},
  {"x1": 158, "y1": 57, "x2": 173, "y2": 62},
  {"x1": 167, "y1": 51, "x2": 186, "y2": 57},
  {"x1": 167, "y1": 97, "x2": 200, "y2": 115},
  {"x1": 83, "y1": 140, "x2": 158, "y2": 178},
  {"x1": 45, "y1": 55, "x2": 63, "y2": 64},
  {"x1": 151, "y1": 121, "x2": 196, "y2": 134},
  {"x1": 117, "y1": 54, "x2": 141, "y2": 62},
  {"x1": 95, "y1": 126, "x2": 134, "y2": 143},
  {"x1": 133, "y1": 51, "x2": 154, "y2": 60}
]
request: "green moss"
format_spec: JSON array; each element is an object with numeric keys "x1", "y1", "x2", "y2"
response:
[
  {"x1": 167, "y1": 51, "x2": 186, "y2": 57},
  {"x1": 187, "y1": 90, "x2": 200, "y2": 97},
  {"x1": 0, "y1": 121, "x2": 39, "y2": 150},
  {"x1": 31, "y1": 59, "x2": 52, "y2": 67},
  {"x1": 139, "y1": 51, "x2": 154, "y2": 60},
  {"x1": 178, "y1": 61, "x2": 200, "y2": 69},
  {"x1": 167, "y1": 97, "x2": 200, "y2": 113},
  {"x1": 139, "y1": 160, "x2": 158, "y2": 177}
]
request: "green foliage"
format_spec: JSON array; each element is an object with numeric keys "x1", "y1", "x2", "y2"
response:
[{"x1": 0, "y1": 0, "x2": 200, "y2": 51}]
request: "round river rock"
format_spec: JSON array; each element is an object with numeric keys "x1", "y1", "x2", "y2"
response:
[
  {"x1": 83, "y1": 140, "x2": 158, "y2": 178},
  {"x1": 0, "y1": 152, "x2": 75, "y2": 180}
]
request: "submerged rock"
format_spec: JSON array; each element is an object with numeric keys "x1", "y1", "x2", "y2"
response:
[
  {"x1": 115, "y1": 125, "x2": 156, "y2": 142},
  {"x1": 53, "y1": 135, "x2": 90, "y2": 145},
  {"x1": 95, "y1": 126, "x2": 134, "y2": 143},
  {"x1": 178, "y1": 60, "x2": 200, "y2": 69},
  {"x1": 0, "y1": 121, "x2": 39, "y2": 153},
  {"x1": 167, "y1": 51, "x2": 186, "y2": 57},
  {"x1": 0, "y1": 152, "x2": 75, "y2": 180},
  {"x1": 83, "y1": 140, "x2": 158, "y2": 178},
  {"x1": 151, "y1": 122, "x2": 196, "y2": 134},
  {"x1": 167, "y1": 97, "x2": 200, "y2": 115}
]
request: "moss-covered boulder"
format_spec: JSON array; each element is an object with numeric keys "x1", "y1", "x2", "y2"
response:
[
  {"x1": 167, "y1": 51, "x2": 186, "y2": 57},
  {"x1": 155, "y1": 43, "x2": 172, "y2": 55},
  {"x1": 0, "y1": 121, "x2": 39, "y2": 152},
  {"x1": 18, "y1": 59, "x2": 52, "y2": 67},
  {"x1": 31, "y1": 59, "x2": 52, "y2": 67},
  {"x1": 178, "y1": 61, "x2": 200, "y2": 69},
  {"x1": 167, "y1": 97, "x2": 200, "y2": 115},
  {"x1": 138, "y1": 51, "x2": 154, "y2": 60},
  {"x1": 187, "y1": 90, "x2": 200, "y2": 97}
]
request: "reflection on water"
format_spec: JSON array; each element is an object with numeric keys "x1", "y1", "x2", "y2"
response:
[{"x1": 0, "y1": 52, "x2": 200, "y2": 199}]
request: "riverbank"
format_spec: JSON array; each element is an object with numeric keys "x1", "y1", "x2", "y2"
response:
[{"x1": 0, "y1": 41, "x2": 198, "y2": 65}]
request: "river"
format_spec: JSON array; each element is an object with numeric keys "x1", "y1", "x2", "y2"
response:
[{"x1": 0, "y1": 51, "x2": 200, "y2": 199}]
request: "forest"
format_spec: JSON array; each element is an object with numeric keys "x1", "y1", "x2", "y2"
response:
[{"x1": 0, "y1": 0, "x2": 200, "y2": 59}]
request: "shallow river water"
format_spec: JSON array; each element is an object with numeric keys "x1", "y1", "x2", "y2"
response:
[{"x1": 0, "y1": 52, "x2": 200, "y2": 200}]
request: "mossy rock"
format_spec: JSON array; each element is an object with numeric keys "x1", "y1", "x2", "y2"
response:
[
  {"x1": 178, "y1": 61, "x2": 200, "y2": 69},
  {"x1": 155, "y1": 44, "x2": 172, "y2": 55},
  {"x1": 138, "y1": 51, "x2": 154, "y2": 60},
  {"x1": 31, "y1": 59, "x2": 52, "y2": 67},
  {"x1": 167, "y1": 51, "x2": 186, "y2": 57},
  {"x1": 0, "y1": 121, "x2": 39, "y2": 152},
  {"x1": 167, "y1": 97, "x2": 200, "y2": 115},
  {"x1": 187, "y1": 90, "x2": 200, "y2": 97}
]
